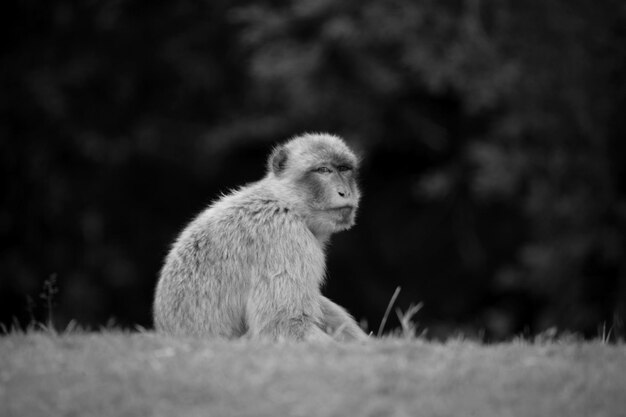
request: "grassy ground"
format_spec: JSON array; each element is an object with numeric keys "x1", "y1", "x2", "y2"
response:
[{"x1": 1, "y1": 331, "x2": 624, "y2": 417}]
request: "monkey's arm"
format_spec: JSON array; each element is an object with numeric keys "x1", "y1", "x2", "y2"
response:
[
  {"x1": 241, "y1": 210, "x2": 335, "y2": 343},
  {"x1": 320, "y1": 296, "x2": 369, "y2": 341}
]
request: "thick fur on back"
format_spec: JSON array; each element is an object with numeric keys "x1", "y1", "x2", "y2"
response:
[
  {"x1": 153, "y1": 133, "x2": 366, "y2": 341},
  {"x1": 154, "y1": 179, "x2": 326, "y2": 338}
]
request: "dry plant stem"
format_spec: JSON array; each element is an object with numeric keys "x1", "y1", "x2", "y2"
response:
[
  {"x1": 40, "y1": 274, "x2": 58, "y2": 328},
  {"x1": 377, "y1": 286, "x2": 401, "y2": 337},
  {"x1": 395, "y1": 303, "x2": 423, "y2": 338}
]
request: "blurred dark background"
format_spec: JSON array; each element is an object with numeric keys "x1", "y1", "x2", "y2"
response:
[{"x1": 2, "y1": 0, "x2": 626, "y2": 340}]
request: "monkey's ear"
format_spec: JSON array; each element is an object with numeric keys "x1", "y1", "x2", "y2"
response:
[{"x1": 268, "y1": 145, "x2": 288, "y2": 176}]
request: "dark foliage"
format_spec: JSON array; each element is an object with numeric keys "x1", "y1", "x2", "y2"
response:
[{"x1": 2, "y1": 0, "x2": 625, "y2": 339}]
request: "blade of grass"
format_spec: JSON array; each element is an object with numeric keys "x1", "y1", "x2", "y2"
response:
[{"x1": 377, "y1": 286, "x2": 401, "y2": 337}]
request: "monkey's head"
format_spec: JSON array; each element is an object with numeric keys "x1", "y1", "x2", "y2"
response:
[{"x1": 268, "y1": 133, "x2": 361, "y2": 240}]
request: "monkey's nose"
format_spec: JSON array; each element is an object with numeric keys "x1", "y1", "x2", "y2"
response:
[{"x1": 338, "y1": 190, "x2": 348, "y2": 198}]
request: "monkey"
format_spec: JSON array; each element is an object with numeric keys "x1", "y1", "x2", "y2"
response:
[{"x1": 153, "y1": 133, "x2": 368, "y2": 342}]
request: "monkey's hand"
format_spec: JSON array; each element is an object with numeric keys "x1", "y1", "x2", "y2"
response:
[
  {"x1": 320, "y1": 296, "x2": 369, "y2": 342},
  {"x1": 303, "y1": 325, "x2": 335, "y2": 344}
]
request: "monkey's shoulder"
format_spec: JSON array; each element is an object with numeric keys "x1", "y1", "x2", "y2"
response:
[
  {"x1": 185, "y1": 181, "x2": 306, "y2": 241},
  {"x1": 212, "y1": 181, "x2": 299, "y2": 220}
]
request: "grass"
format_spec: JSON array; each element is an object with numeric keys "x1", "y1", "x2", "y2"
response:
[{"x1": 1, "y1": 331, "x2": 624, "y2": 417}]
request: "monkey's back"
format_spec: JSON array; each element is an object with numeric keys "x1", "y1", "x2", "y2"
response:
[{"x1": 153, "y1": 180, "x2": 326, "y2": 338}]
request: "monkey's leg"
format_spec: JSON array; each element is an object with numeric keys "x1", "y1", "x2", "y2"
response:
[
  {"x1": 245, "y1": 280, "x2": 333, "y2": 343},
  {"x1": 320, "y1": 296, "x2": 368, "y2": 341}
]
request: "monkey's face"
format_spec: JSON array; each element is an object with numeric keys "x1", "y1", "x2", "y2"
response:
[
  {"x1": 298, "y1": 158, "x2": 360, "y2": 237},
  {"x1": 268, "y1": 134, "x2": 361, "y2": 240}
]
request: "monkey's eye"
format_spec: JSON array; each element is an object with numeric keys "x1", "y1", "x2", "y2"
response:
[
  {"x1": 337, "y1": 165, "x2": 352, "y2": 172},
  {"x1": 313, "y1": 166, "x2": 333, "y2": 174}
]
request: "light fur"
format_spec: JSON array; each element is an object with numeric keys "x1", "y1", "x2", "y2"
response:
[{"x1": 153, "y1": 133, "x2": 368, "y2": 342}]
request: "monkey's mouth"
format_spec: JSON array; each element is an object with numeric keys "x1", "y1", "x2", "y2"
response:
[
  {"x1": 326, "y1": 206, "x2": 356, "y2": 225},
  {"x1": 327, "y1": 205, "x2": 354, "y2": 216}
]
